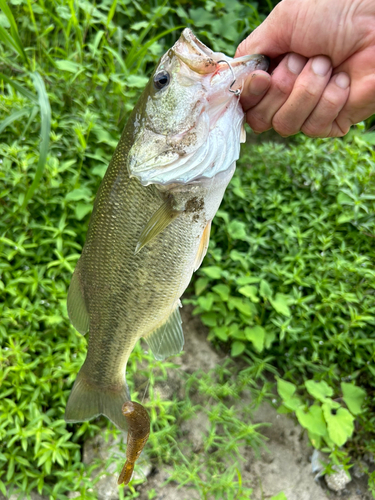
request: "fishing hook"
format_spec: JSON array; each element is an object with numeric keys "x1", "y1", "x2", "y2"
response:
[{"x1": 217, "y1": 59, "x2": 241, "y2": 96}]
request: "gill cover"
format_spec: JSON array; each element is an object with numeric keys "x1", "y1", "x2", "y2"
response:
[{"x1": 127, "y1": 28, "x2": 268, "y2": 186}]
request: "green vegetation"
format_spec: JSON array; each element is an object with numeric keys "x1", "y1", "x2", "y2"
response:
[
  {"x1": 190, "y1": 131, "x2": 375, "y2": 484},
  {"x1": 0, "y1": 0, "x2": 374, "y2": 498}
]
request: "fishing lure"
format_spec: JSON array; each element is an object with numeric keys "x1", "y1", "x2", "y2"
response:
[{"x1": 117, "y1": 401, "x2": 150, "y2": 485}]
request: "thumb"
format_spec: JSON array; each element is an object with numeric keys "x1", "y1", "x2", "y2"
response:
[{"x1": 235, "y1": 4, "x2": 293, "y2": 59}]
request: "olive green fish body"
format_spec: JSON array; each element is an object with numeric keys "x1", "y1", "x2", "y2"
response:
[{"x1": 65, "y1": 29, "x2": 268, "y2": 431}]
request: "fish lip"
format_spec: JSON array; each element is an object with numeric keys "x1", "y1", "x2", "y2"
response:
[
  {"x1": 179, "y1": 28, "x2": 214, "y2": 58},
  {"x1": 172, "y1": 28, "x2": 269, "y2": 76}
]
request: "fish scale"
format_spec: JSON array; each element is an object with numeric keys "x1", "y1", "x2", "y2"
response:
[{"x1": 65, "y1": 28, "x2": 268, "y2": 432}]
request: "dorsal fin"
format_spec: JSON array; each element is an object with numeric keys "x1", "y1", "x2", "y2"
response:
[
  {"x1": 193, "y1": 220, "x2": 211, "y2": 272},
  {"x1": 143, "y1": 306, "x2": 184, "y2": 360},
  {"x1": 67, "y1": 268, "x2": 89, "y2": 335},
  {"x1": 135, "y1": 198, "x2": 179, "y2": 254}
]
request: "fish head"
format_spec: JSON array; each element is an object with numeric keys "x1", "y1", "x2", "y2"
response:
[{"x1": 127, "y1": 28, "x2": 268, "y2": 186}]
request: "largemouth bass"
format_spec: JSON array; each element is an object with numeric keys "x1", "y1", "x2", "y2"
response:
[{"x1": 65, "y1": 28, "x2": 268, "y2": 431}]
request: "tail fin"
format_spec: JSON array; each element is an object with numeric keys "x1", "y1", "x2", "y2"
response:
[{"x1": 64, "y1": 369, "x2": 130, "y2": 432}]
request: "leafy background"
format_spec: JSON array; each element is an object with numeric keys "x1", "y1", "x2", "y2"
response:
[{"x1": 1, "y1": 0, "x2": 375, "y2": 498}]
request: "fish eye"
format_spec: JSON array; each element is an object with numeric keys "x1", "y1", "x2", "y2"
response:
[{"x1": 153, "y1": 70, "x2": 170, "y2": 90}]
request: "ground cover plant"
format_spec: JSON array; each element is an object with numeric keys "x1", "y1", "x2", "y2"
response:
[
  {"x1": 189, "y1": 130, "x2": 375, "y2": 490},
  {"x1": 1, "y1": 0, "x2": 374, "y2": 498}
]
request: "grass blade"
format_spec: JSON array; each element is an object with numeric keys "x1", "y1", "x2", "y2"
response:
[
  {"x1": 124, "y1": 0, "x2": 169, "y2": 68},
  {"x1": 0, "y1": 72, "x2": 37, "y2": 103},
  {"x1": 133, "y1": 26, "x2": 185, "y2": 72},
  {"x1": 0, "y1": 0, "x2": 29, "y2": 66},
  {"x1": 22, "y1": 72, "x2": 51, "y2": 209},
  {"x1": 0, "y1": 24, "x2": 22, "y2": 58},
  {"x1": 21, "y1": 106, "x2": 38, "y2": 139},
  {"x1": 106, "y1": 0, "x2": 117, "y2": 28},
  {"x1": 0, "y1": 108, "x2": 31, "y2": 134}
]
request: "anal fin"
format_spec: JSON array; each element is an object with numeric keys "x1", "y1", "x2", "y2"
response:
[
  {"x1": 135, "y1": 198, "x2": 179, "y2": 254},
  {"x1": 67, "y1": 268, "x2": 89, "y2": 335},
  {"x1": 143, "y1": 306, "x2": 184, "y2": 361},
  {"x1": 193, "y1": 220, "x2": 212, "y2": 272}
]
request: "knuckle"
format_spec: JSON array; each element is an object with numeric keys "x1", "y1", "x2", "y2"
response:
[
  {"x1": 295, "y1": 81, "x2": 319, "y2": 100},
  {"x1": 247, "y1": 110, "x2": 272, "y2": 133},
  {"x1": 321, "y1": 95, "x2": 340, "y2": 113},
  {"x1": 272, "y1": 114, "x2": 298, "y2": 136},
  {"x1": 272, "y1": 77, "x2": 293, "y2": 97},
  {"x1": 301, "y1": 120, "x2": 328, "y2": 138},
  {"x1": 332, "y1": 118, "x2": 351, "y2": 137}
]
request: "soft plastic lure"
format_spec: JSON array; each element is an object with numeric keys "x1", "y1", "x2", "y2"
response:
[{"x1": 117, "y1": 401, "x2": 150, "y2": 485}]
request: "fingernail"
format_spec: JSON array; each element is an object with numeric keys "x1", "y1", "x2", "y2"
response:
[
  {"x1": 335, "y1": 72, "x2": 350, "y2": 89},
  {"x1": 312, "y1": 55, "x2": 331, "y2": 76},
  {"x1": 249, "y1": 73, "x2": 270, "y2": 95},
  {"x1": 287, "y1": 53, "x2": 306, "y2": 75}
]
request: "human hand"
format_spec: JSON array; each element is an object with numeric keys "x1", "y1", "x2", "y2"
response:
[{"x1": 236, "y1": 0, "x2": 375, "y2": 137}]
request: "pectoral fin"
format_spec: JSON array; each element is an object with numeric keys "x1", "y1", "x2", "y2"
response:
[
  {"x1": 135, "y1": 198, "x2": 179, "y2": 254},
  {"x1": 193, "y1": 220, "x2": 211, "y2": 272},
  {"x1": 143, "y1": 306, "x2": 184, "y2": 360},
  {"x1": 67, "y1": 269, "x2": 89, "y2": 335}
]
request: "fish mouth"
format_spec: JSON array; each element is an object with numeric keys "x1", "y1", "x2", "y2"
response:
[
  {"x1": 209, "y1": 54, "x2": 269, "y2": 97},
  {"x1": 173, "y1": 28, "x2": 269, "y2": 77}
]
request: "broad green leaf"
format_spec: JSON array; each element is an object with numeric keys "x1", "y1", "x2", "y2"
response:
[
  {"x1": 197, "y1": 294, "x2": 214, "y2": 312},
  {"x1": 126, "y1": 74, "x2": 149, "y2": 88},
  {"x1": 296, "y1": 405, "x2": 327, "y2": 436},
  {"x1": 283, "y1": 396, "x2": 303, "y2": 411},
  {"x1": 259, "y1": 279, "x2": 272, "y2": 299},
  {"x1": 55, "y1": 60, "x2": 81, "y2": 73},
  {"x1": 238, "y1": 285, "x2": 259, "y2": 302},
  {"x1": 270, "y1": 293, "x2": 291, "y2": 316},
  {"x1": 277, "y1": 378, "x2": 297, "y2": 400},
  {"x1": 213, "y1": 326, "x2": 228, "y2": 341},
  {"x1": 201, "y1": 266, "x2": 222, "y2": 279},
  {"x1": 236, "y1": 276, "x2": 260, "y2": 285},
  {"x1": 75, "y1": 203, "x2": 92, "y2": 221},
  {"x1": 92, "y1": 164, "x2": 107, "y2": 178},
  {"x1": 337, "y1": 192, "x2": 353, "y2": 205},
  {"x1": 0, "y1": 481, "x2": 6, "y2": 497},
  {"x1": 216, "y1": 210, "x2": 229, "y2": 224},
  {"x1": 200, "y1": 312, "x2": 217, "y2": 327},
  {"x1": 229, "y1": 250, "x2": 249, "y2": 270},
  {"x1": 231, "y1": 341, "x2": 245, "y2": 357},
  {"x1": 227, "y1": 220, "x2": 248, "y2": 240},
  {"x1": 341, "y1": 383, "x2": 366, "y2": 415},
  {"x1": 65, "y1": 187, "x2": 92, "y2": 202},
  {"x1": 228, "y1": 297, "x2": 255, "y2": 317},
  {"x1": 322, "y1": 403, "x2": 354, "y2": 447},
  {"x1": 307, "y1": 432, "x2": 322, "y2": 450},
  {"x1": 195, "y1": 277, "x2": 209, "y2": 296},
  {"x1": 305, "y1": 380, "x2": 333, "y2": 402},
  {"x1": 245, "y1": 325, "x2": 265, "y2": 352},
  {"x1": 212, "y1": 284, "x2": 230, "y2": 301},
  {"x1": 337, "y1": 213, "x2": 353, "y2": 224}
]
